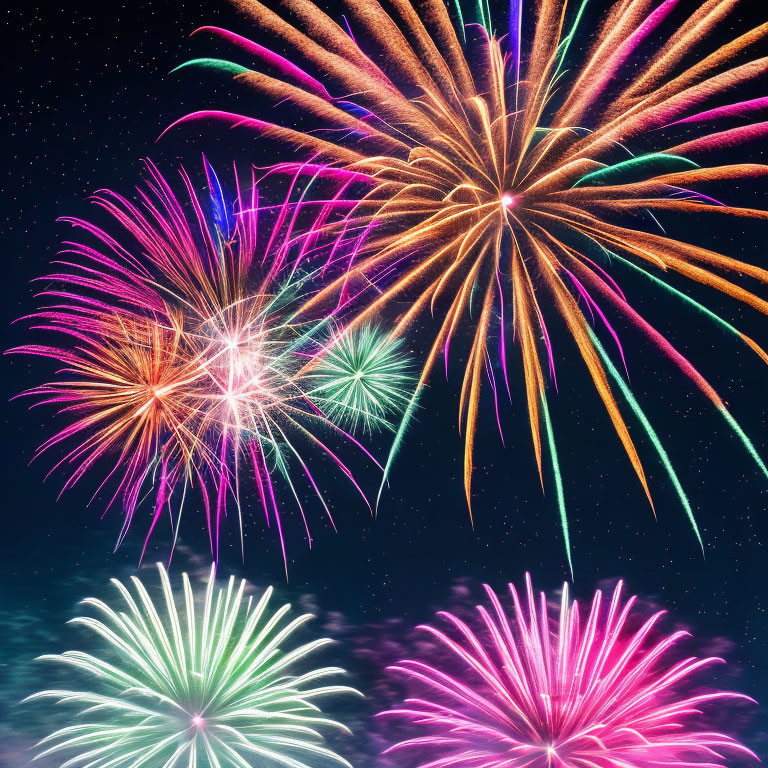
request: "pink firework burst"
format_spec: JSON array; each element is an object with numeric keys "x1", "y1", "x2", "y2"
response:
[
  {"x1": 8, "y1": 159, "x2": 375, "y2": 566},
  {"x1": 381, "y1": 576, "x2": 757, "y2": 768}
]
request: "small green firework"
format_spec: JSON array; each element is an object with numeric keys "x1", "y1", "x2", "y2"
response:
[
  {"x1": 26, "y1": 564, "x2": 360, "y2": 768},
  {"x1": 307, "y1": 325, "x2": 415, "y2": 433}
]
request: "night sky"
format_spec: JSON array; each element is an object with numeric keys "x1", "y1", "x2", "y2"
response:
[{"x1": 2, "y1": 0, "x2": 767, "y2": 763}]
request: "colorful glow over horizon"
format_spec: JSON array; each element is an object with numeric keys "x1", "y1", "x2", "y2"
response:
[
  {"x1": 26, "y1": 563, "x2": 360, "y2": 768},
  {"x1": 381, "y1": 575, "x2": 757, "y2": 768},
  {"x1": 170, "y1": 0, "x2": 768, "y2": 569}
]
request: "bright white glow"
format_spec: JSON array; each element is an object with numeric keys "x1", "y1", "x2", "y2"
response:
[
  {"x1": 501, "y1": 193, "x2": 516, "y2": 208},
  {"x1": 192, "y1": 715, "x2": 205, "y2": 727}
]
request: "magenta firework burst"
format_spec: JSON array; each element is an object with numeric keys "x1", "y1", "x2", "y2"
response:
[
  {"x1": 381, "y1": 576, "x2": 756, "y2": 768},
  {"x1": 9, "y1": 159, "x2": 375, "y2": 564}
]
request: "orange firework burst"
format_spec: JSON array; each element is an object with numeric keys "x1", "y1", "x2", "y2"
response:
[
  {"x1": 176, "y1": 0, "x2": 768, "y2": 566},
  {"x1": 18, "y1": 314, "x2": 206, "y2": 542}
]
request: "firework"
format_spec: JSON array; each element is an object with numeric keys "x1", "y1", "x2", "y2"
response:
[
  {"x1": 170, "y1": 0, "x2": 768, "y2": 568},
  {"x1": 26, "y1": 563, "x2": 359, "y2": 768},
  {"x1": 306, "y1": 324, "x2": 414, "y2": 433},
  {"x1": 9, "y1": 160, "x2": 375, "y2": 563},
  {"x1": 381, "y1": 575, "x2": 757, "y2": 768}
]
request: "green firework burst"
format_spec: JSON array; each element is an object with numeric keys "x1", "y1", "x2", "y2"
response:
[
  {"x1": 26, "y1": 564, "x2": 359, "y2": 768},
  {"x1": 307, "y1": 325, "x2": 414, "y2": 433}
]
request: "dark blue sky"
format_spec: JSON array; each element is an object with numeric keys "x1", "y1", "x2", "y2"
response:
[{"x1": 2, "y1": 0, "x2": 767, "y2": 762}]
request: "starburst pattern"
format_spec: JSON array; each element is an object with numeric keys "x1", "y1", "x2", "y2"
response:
[
  {"x1": 381, "y1": 575, "x2": 757, "y2": 768},
  {"x1": 26, "y1": 564, "x2": 360, "y2": 768},
  {"x1": 9, "y1": 160, "x2": 375, "y2": 562},
  {"x1": 170, "y1": 0, "x2": 768, "y2": 567},
  {"x1": 306, "y1": 325, "x2": 414, "y2": 432}
]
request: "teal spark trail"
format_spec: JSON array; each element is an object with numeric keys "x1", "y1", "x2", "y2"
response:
[
  {"x1": 376, "y1": 381, "x2": 423, "y2": 512},
  {"x1": 172, "y1": 58, "x2": 249, "y2": 77},
  {"x1": 540, "y1": 390, "x2": 572, "y2": 576},
  {"x1": 587, "y1": 327, "x2": 703, "y2": 553},
  {"x1": 719, "y1": 406, "x2": 768, "y2": 480},
  {"x1": 611, "y1": 251, "x2": 768, "y2": 364},
  {"x1": 572, "y1": 154, "x2": 699, "y2": 188},
  {"x1": 608, "y1": 251, "x2": 768, "y2": 482}
]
